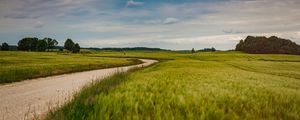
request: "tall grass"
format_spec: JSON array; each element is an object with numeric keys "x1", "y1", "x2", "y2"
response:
[
  {"x1": 45, "y1": 71, "x2": 133, "y2": 120},
  {"x1": 46, "y1": 51, "x2": 300, "y2": 119},
  {"x1": 0, "y1": 51, "x2": 141, "y2": 84}
]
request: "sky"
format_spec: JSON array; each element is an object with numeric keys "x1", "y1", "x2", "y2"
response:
[{"x1": 0, "y1": 0, "x2": 299, "y2": 50}]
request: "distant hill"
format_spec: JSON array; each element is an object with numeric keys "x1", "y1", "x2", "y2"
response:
[
  {"x1": 86, "y1": 47, "x2": 170, "y2": 51},
  {"x1": 236, "y1": 36, "x2": 300, "y2": 55}
]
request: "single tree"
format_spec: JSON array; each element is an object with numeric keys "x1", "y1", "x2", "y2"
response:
[
  {"x1": 1, "y1": 42, "x2": 9, "y2": 51},
  {"x1": 211, "y1": 47, "x2": 216, "y2": 52},
  {"x1": 44, "y1": 38, "x2": 58, "y2": 51},
  {"x1": 37, "y1": 39, "x2": 48, "y2": 52},
  {"x1": 72, "y1": 43, "x2": 80, "y2": 53},
  {"x1": 191, "y1": 48, "x2": 196, "y2": 53},
  {"x1": 64, "y1": 39, "x2": 74, "y2": 51},
  {"x1": 18, "y1": 38, "x2": 30, "y2": 51}
]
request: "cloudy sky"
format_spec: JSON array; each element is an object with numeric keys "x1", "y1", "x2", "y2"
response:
[{"x1": 0, "y1": 0, "x2": 299, "y2": 50}]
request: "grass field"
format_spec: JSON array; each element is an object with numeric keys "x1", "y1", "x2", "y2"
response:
[
  {"x1": 0, "y1": 51, "x2": 141, "y2": 84},
  {"x1": 47, "y1": 51, "x2": 300, "y2": 120}
]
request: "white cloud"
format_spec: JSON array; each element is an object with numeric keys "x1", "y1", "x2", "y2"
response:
[
  {"x1": 126, "y1": 0, "x2": 143, "y2": 7},
  {"x1": 163, "y1": 17, "x2": 179, "y2": 24}
]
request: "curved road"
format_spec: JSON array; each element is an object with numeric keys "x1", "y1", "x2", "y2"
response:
[{"x1": 0, "y1": 59, "x2": 157, "y2": 120}]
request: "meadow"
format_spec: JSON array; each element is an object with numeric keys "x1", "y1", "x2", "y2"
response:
[
  {"x1": 0, "y1": 51, "x2": 140, "y2": 84},
  {"x1": 47, "y1": 51, "x2": 300, "y2": 120}
]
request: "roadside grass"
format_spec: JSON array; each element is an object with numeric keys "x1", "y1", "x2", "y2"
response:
[
  {"x1": 0, "y1": 51, "x2": 141, "y2": 84},
  {"x1": 44, "y1": 51, "x2": 300, "y2": 119},
  {"x1": 45, "y1": 69, "x2": 137, "y2": 120}
]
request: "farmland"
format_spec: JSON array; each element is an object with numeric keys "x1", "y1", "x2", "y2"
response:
[
  {"x1": 47, "y1": 51, "x2": 300, "y2": 120},
  {"x1": 0, "y1": 51, "x2": 140, "y2": 84}
]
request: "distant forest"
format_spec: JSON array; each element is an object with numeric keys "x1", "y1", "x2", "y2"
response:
[
  {"x1": 87, "y1": 47, "x2": 170, "y2": 51},
  {"x1": 236, "y1": 36, "x2": 300, "y2": 55}
]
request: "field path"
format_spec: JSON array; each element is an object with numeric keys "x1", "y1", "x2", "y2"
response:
[{"x1": 0, "y1": 59, "x2": 157, "y2": 120}]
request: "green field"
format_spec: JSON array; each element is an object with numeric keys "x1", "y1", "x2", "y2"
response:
[
  {"x1": 0, "y1": 51, "x2": 140, "y2": 84},
  {"x1": 47, "y1": 51, "x2": 300, "y2": 120}
]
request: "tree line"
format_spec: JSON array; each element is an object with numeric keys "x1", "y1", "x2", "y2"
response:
[
  {"x1": 236, "y1": 36, "x2": 300, "y2": 55},
  {"x1": 190, "y1": 47, "x2": 216, "y2": 53},
  {"x1": 89, "y1": 47, "x2": 168, "y2": 51},
  {"x1": 17, "y1": 37, "x2": 58, "y2": 52},
  {"x1": 1, "y1": 38, "x2": 81, "y2": 53}
]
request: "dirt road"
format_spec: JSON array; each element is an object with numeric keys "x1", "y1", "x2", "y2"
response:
[{"x1": 0, "y1": 59, "x2": 157, "y2": 120}]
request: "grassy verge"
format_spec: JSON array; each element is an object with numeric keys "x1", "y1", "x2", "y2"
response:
[
  {"x1": 47, "y1": 51, "x2": 300, "y2": 119},
  {"x1": 0, "y1": 51, "x2": 142, "y2": 84},
  {"x1": 45, "y1": 68, "x2": 140, "y2": 120}
]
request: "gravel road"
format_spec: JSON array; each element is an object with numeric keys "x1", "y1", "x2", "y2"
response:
[{"x1": 0, "y1": 59, "x2": 157, "y2": 120}]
